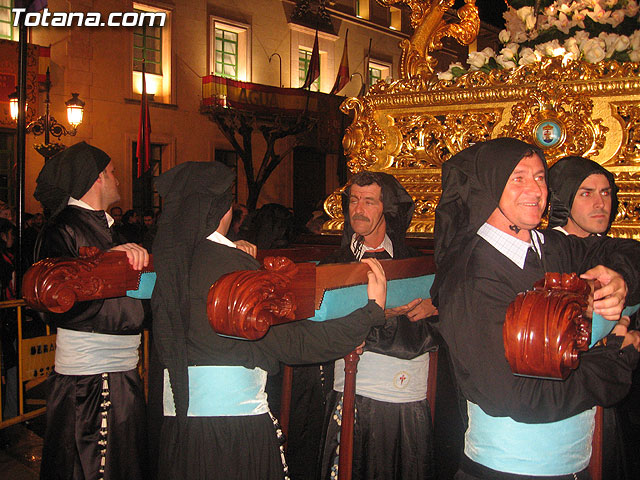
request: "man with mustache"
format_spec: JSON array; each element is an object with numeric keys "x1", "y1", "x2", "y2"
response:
[
  {"x1": 288, "y1": 171, "x2": 438, "y2": 480},
  {"x1": 431, "y1": 138, "x2": 640, "y2": 479}
]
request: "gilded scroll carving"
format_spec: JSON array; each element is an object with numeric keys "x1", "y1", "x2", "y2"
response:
[
  {"x1": 375, "y1": 0, "x2": 479, "y2": 84},
  {"x1": 341, "y1": 97, "x2": 387, "y2": 172},
  {"x1": 500, "y1": 81, "x2": 607, "y2": 163},
  {"x1": 391, "y1": 111, "x2": 501, "y2": 168},
  {"x1": 326, "y1": 1, "x2": 640, "y2": 239},
  {"x1": 611, "y1": 103, "x2": 640, "y2": 165}
]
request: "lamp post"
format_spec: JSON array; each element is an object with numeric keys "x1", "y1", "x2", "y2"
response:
[{"x1": 9, "y1": 67, "x2": 85, "y2": 161}]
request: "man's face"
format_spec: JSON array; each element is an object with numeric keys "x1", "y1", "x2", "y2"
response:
[
  {"x1": 143, "y1": 215, "x2": 154, "y2": 227},
  {"x1": 34, "y1": 213, "x2": 44, "y2": 228},
  {"x1": 348, "y1": 183, "x2": 386, "y2": 243},
  {"x1": 99, "y1": 162, "x2": 121, "y2": 208},
  {"x1": 565, "y1": 173, "x2": 612, "y2": 237},
  {"x1": 491, "y1": 153, "x2": 547, "y2": 237},
  {"x1": 110, "y1": 207, "x2": 122, "y2": 223}
]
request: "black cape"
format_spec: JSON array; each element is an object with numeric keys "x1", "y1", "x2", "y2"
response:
[{"x1": 37, "y1": 206, "x2": 147, "y2": 480}]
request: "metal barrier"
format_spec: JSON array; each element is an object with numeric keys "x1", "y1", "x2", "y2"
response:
[
  {"x1": 0, "y1": 299, "x2": 52, "y2": 429},
  {"x1": 0, "y1": 299, "x2": 150, "y2": 430}
]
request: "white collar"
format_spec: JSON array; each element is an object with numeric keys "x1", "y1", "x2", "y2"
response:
[
  {"x1": 350, "y1": 233, "x2": 394, "y2": 261},
  {"x1": 67, "y1": 197, "x2": 114, "y2": 228},
  {"x1": 553, "y1": 225, "x2": 601, "y2": 237},
  {"x1": 477, "y1": 222, "x2": 544, "y2": 270},
  {"x1": 206, "y1": 231, "x2": 237, "y2": 248}
]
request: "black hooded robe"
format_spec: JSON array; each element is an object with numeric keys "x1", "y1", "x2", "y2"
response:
[
  {"x1": 288, "y1": 172, "x2": 437, "y2": 480},
  {"x1": 150, "y1": 162, "x2": 385, "y2": 480},
  {"x1": 548, "y1": 156, "x2": 638, "y2": 480},
  {"x1": 432, "y1": 139, "x2": 640, "y2": 477},
  {"x1": 37, "y1": 207, "x2": 148, "y2": 480}
]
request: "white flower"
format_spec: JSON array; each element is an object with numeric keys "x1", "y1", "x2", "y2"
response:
[
  {"x1": 598, "y1": 32, "x2": 619, "y2": 58},
  {"x1": 499, "y1": 29, "x2": 511, "y2": 44},
  {"x1": 496, "y1": 54, "x2": 517, "y2": 69},
  {"x1": 536, "y1": 39, "x2": 564, "y2": 58},
  {"x1": 586, "y1": 4, "x2": 611, "y2": 25},
  {"x1": 552, "y1": 12, "x2": 572, "y2": 34},
  {"x1": 614, "y1": 35, "x2": 631, "y2": 53},
  {"x1": 609, "y1": 10, "x2": 626, "y2": 28},
  {"x1": 563, "y1": 38, "x2": 581, "y2": 60},
  {"x1": 516, "y1": 6, "x2": 537, "y2": 31},
  {"x1": 582, "y1": 38, "x2": 607, "y2": 63},
  {"x1": 625, "y1": 1, "x2": 640, "y2": 17},
  {"x1": 512, "y1": 30, "x2": 529, "y2": 43},
  {"x1": 573, "y1": 30, "x2": 590, "y2": 47},
  {"x1": 630, "y1": 31, "x2": 640, "y2": 52},
  {"x1": 630, "y1": 50, "x2": 640, "y2": 62},
  {"x1": 437, "y1": 70, "x2": 453, "y2": 81},
  {"x1": 518, "y1": 47, "x2": 538, "y2": 66},
  {"x1": 500, "y1": 43, "x2": 519, "y2": 60},
  {"x1": 572, "y1": 10, "x2": 587, "y2": 29},
  {"x1": 468, "y1": 48, "x2": 495, "y2": 70}
]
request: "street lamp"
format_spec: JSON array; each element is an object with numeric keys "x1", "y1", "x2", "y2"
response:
[{"x1": 9, "y1": 67, "x2": 85, "y2": 160}]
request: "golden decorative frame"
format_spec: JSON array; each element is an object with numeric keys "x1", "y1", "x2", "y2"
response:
[{"x1": 323, "y1": 1, "x2": 640, "y2": 239}]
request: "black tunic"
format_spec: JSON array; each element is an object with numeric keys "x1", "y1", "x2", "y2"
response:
[
  {"x1": 157, "y1": 239, "x2": 385, "y2": 480},
  {"x1": 37, "y1": 206, "x2": 147, "y2": 480},
  {"x1": 437, "y1": 230, "x2": 640, "y2": 425},
  {"x1": 287, "y1": 245, "x2": 437, "y2": 480}
]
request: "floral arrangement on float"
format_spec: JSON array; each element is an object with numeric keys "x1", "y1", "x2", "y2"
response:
[{"x1": 438, "y1": 0, "x2": 640, "y2": 80}]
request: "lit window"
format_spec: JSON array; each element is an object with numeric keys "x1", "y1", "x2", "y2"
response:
[
  {"x1": 215, "y1": 27, "x2": 239, "y2": 79},
  {"x1": 133, "y1": 11, "x2": 162, "y2": 75},
  {"x1": 210, "y1": 19, "x2": 250, "y2": 82},
  {"x1": 390, "y1": 6, "x2": 401, "y2": 30},
  {"x1": 132, "y1": 3, "x2": 171, "y2": 102},
  {"x1": 0, "y1": 0, "x2": 13, "y2": 40},
  {"x1": 369, "y1": 61, "x2": 391, "y2": 87},
  {"x1": 355, "y1": 0, "x2": 369, "y2": 20},
  {"x1": 299, "y1": 48, "x2": 320, "y2": 91},
  {"x1": 369, "y1": 66, "x2": 381, "y2": 87}
]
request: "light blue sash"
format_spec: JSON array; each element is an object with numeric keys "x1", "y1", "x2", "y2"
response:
[
  {"x1": 163, "y1": 366, "x2": 269, "y2": 417},
  {"x1": 310, "y1": 274, "x2": 434, "y2": 321},
  {"x1": 591, "y1": 304, "x2": 640, "y2": 348},
  {"x1": 465, "y1": 401, "x2": 594, "y2": 475},
  {"x1": 55, "y1": 328, "x2": 140, "y2": 375}
]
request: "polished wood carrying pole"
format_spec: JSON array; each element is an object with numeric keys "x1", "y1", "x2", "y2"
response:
[
  {"x1": 22, "y1": 250, "x2": 435, "y2": 480},
  {"x1": 339, "y1": 352, "x2": 360, "y2": 480}
]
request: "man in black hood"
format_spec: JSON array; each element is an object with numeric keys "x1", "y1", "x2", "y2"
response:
[
  {"x1": 150, "y1": 162, "x2": 387, "y2": 480},
  {"x1": 548, "y1": 156, "x2": 618, "y2": 236},
  {"x1": 431, "y1": 138, "x2": 640, "y2": 479},
  {"x1": 289, "y1": 171, "x2": 438, "y2": 480},
  {"x1": 34, "y1": 142, "x2": 150, "y2": 480}
]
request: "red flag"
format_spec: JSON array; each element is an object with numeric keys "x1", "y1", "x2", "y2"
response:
[
  {"x1": 301, "y1": 30, "x2": 320, "y2": 89},
  {"x1": 330, "y1": 29, "x2": 349, "y2": 95},
  {"x1": 136, "y1": 61, "x2": 151, "y2": 178}
]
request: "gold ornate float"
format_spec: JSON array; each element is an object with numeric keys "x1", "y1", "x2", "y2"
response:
[{"x1": 324, "y1": 0, "x2": 640, "y2": 239}]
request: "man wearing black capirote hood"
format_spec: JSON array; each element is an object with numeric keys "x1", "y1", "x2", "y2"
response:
[
  {"x1": 431, "y1": 138, "x2": 640, "y2": 479},
  {"x1": 549, "y1": 156, "x2": 640, "y2": 480},
  {"x1": 34, "y1": 142, "x2": 150, "y2": 480},
  {"x1": 548, "y1": 156, "x2": 618, "y2": 237},
  {"x1": 288, "y1": 171, "x2": 438, "y2": 480},
  {"x1": 150, "y1": 162, "x2": 387, "y2": 480}
]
